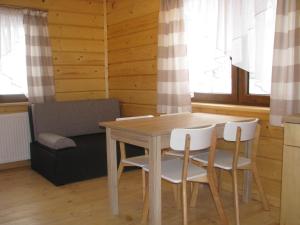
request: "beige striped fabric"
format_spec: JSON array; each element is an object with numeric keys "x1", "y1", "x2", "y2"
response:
[
  {"x1": 23, "y1": 10, "x2": 55, "y2": 103},
  {"x1": 157, "y1": 0, "x2": 191, "y2": 113},
  {"x1": 270, "y1": 0, "x2": 300, "y2": 126}
]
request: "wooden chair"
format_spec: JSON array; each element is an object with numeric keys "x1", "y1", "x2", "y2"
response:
[
  {"x1": 191, "y1": 119, "x2": 269, "y2": 225},
  {"x1": 160, "y1": 112, "x2": 203, "y2": 204},
  {"x1": 117, "y1": 115, "x2": 174, "y2": 200},
  {"x1": 142, "y1": 125, "x2": 229, "y2": 225},
  {"x1": 160, "y1": 113, "x2": 209, "y2": 158}
]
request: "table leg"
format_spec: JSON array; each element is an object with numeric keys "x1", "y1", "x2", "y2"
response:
[
  {"x1": 243, "y1": 140, "x2": 252, "y2": 203},
  {"x1": 148, "y1": 136, "x2": 162, "y2": 225},
  {"x1": 106, "y1": 128, "x2": 119, "y2": 214}
]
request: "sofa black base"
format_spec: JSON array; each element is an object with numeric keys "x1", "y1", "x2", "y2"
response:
[{"x1": 30, "y1": 132, "x2": 144, "y2": 186}]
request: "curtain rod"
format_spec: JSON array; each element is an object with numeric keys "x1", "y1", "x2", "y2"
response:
[{"x1": 0, "y1": 4, "x2": 48, "y2": 12}]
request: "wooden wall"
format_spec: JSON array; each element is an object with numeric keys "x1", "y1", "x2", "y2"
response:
[
  {"x1": 107, "y1": 0, "x2": 283, "y2": 208},
  {"x1": 0, "y1": 0, "x2": 106, "y2": 103},
  {"x1": 107, "y1": 0, "x2": 159, "y2": 115}
]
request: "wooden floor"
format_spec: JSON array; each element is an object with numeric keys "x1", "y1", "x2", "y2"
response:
[{"x1": 0, "y1": 167, "x2": 279, "y2": 225}]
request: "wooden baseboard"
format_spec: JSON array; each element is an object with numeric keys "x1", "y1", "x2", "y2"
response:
[{"x1": 0, "y1": 160, "x2": 30, "y2": 171}]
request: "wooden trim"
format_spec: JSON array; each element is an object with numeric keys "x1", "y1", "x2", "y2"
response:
[
  {"x1": 191, "y1": 102, "x2": 269, "y2": 119},
  {"x1": 0, "y1": 102, "x2": 28, "y2": 107},
  {"x1": 192, "y1": 102, "x2": 269, "y2": 113},
  {"x1": 103, "y1": 0, "x2": 109, "y2": 98},
  {"x1": 0, "y1": 102, "x2": 29, "y2": 114},
  {"x1": 0, "y1": 4, "x2": 48, "y2": 12},
  {"x1": 0, "y1": 160, "x2": 30, "y2": 171}
]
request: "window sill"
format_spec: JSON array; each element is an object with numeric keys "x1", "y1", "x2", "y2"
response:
[
  {"x1": 0, "y1": 102, "x2": 28, "y2": 107},
  {"x1": 0, "y1": 102, "x2": 28, "y2": 113},
  {"x1": 192, "y1": 102, "x2": 270, "y2": 115}
]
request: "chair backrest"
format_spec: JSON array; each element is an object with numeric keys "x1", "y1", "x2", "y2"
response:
[
  {"x1": 116, "y1": 115, "x2": 154, "y2": 121},
  {"x1": 170, "y1": 125, "x2": 216, "y2": 151},
  {"x1": 223, "y1": 119, "x2": 259, "y2": 142}
]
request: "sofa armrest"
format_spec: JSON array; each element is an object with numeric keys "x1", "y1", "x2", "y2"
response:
[{"x1": 38, "y1": 133, "x2": 76, "y2": 150}]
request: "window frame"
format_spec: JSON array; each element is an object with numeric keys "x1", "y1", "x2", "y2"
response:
[
  {"x1": 0, "y1": 94, "x2": 27, "y2": 103},
  {"x1": 192, "y1": 66, "x2": 238, "y2": 104},
  {"x1": 192, "y1": 66, "x2": 270, "y2": 107},
  {"x1": 238, "y1": 69, "x2": 270, "y2": 107}
]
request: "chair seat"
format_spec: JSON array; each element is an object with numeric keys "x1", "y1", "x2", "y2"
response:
[
  {"x1": 143, "y1": 158, "x2": 207, "y2": 184},
  {"x1": 164, "y1": 149, "x2": 208, "y2": 157},
  {"x1": 122, "y1": 155, "x2": 149, "y2": 167},
  {"x1": 192, "y1": 149, "x2": 251, "y2": 170},
  {"x1": 122, "y1": 155, "x2": 176, "y2": 168}
]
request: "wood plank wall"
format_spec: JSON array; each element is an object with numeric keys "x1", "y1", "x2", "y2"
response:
[
  {"x1": 107, "y1": 0, "x2": 159, "y2": 115},
  {"x1": 107, "y1": 0, "x2": 283, "y2": 207},
  {"x1": 0, "y1": 0, "x2": 106, "y2": 103}
]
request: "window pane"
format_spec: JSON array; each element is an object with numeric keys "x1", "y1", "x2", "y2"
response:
[
  {"x1": 249, "y1": 71, "x2": 271, "y2": 95},
  {"x1": 184, "y1": 0, "x2": 232, "y2": 94},
  {"x1": 189, "y1": 56, "x2": 232, "y2": 94},
  {"x1": 0, "y1": 11, "x2": 27, "y2": 96},
  {"x1": 0, "y1": 40, "x2": 27, "y2": 95},
  {"x1": 248, "y1": 0, "x2": 276, "y2": 95}
]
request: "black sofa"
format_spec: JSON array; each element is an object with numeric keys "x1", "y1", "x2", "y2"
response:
[{"x1": 29, "y1": 99, "x2": 143, "y2": 186}]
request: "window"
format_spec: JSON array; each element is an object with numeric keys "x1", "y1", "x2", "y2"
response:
[
  {"x1": 184, "y1": 0, "x2": 277, "y2": 107},
  {"x1": 192, "y1": 65, "x2": 270, "y2": 106},
  {"x1": 0, "y1": 8, "x2": 27, "y2": 103}
]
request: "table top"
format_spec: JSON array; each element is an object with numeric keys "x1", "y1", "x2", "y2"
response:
[{"x1": 99, "y1": 112, "x2": 254, "y2": 136}]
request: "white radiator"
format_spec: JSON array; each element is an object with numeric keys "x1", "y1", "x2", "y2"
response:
[{"x1": 0, "y1": 112, "x2": 31, "y2": 164}]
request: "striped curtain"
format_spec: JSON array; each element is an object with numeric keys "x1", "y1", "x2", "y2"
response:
[
  {"x1": 270, "y1": 0, "x2": 300, "y2": 126},
  {"x1": 23, "y1": 10, "x2": 55, "y2": 103},
  {"x1": 157, "y1": 0, "x2": 191, "y2": 113}
]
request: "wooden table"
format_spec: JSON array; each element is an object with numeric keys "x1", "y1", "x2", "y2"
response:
[{"x1": 100, "y1": 112, "x2": 253, "y2": 225}]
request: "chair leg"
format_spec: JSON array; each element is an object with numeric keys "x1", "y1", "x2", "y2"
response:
[
  {"x1": 190, "y1": 182, "x2": 193, "y2": 192},
  {"x1": 252, "y1": 165, "x2": 270, "y2": 210},
  {"x1": 182, "y1": 181, "x2": 188, "y2": 225},
  {"x1": 117, "y1": 162, "x2": 125, "y2": 182},
  {"x1": 190, "y1": 182, "x2": 199, "y2": 207},
  {"x1": 232, "y1": 170, "x2": 240, "y2": 225},
  {"x1": 172, "y1": 184, "x2": 181, "y2": 209},
  {"x1": 217, "y1": 168, "x2": 222, "y2": 193},
  {"x1": 141, "y1": 173, "x2": 149, "y2": 224},
  {"x1": 209, "y1": 177, "x2": 229, "y2": 225},
  {"x1": 142, "y1": 169, "x2": 146, "y2": 201}
]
